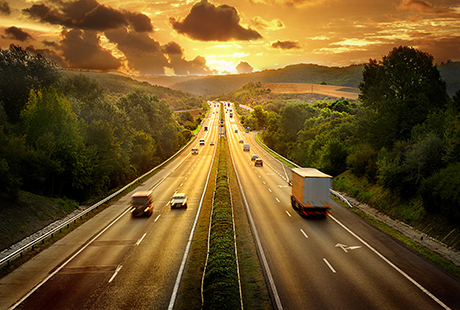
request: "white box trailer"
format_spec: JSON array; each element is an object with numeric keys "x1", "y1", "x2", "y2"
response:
[{"x1": 290, "y1": 168, "x2": 332, "y2": 216}]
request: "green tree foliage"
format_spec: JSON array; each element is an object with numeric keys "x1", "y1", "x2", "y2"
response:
[
  {"x1": 359, "y1": 46, "x2": 449, "y2": 148},
  {"x1": 0, "y1": 45, "x2": 60, "y2": 124},
  {"x1": 420, "y1": 163, "x2": 460, "y2": 222},
  {"x1": 0, "y1": 48, "x2": 189, "y2": 202},
  {"x1": 20, "y1": 88, "x2": 83, "y2": 196},
  {"x1": 118, "y1": 89, "x2": 179, "y2": 158}
]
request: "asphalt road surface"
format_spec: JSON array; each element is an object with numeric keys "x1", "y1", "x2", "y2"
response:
[
  {"x1": 225, "y1": 102, "x2": 460, "y2": 310},
  {"x1": 2, "y1": 101, "x2": 460, "y2": 310},
  {"x1": 2, "y1": 103, "x2": 220, "y2": 310}
]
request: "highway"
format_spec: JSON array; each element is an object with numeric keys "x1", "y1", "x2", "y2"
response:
[
  {"x1": 2, "y1": 101, "x2": 460, "y2": 310},
  {"x1": 224, "y1": 101, "x2": 460, "y2": 310},
  {"x1": 2, "y1": 103, "x2": 220, "y2": 310}
]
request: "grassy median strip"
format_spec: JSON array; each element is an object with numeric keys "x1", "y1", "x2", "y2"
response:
[
  {"x1": 177, "y1": 135, "x2": 272, "y2": 310},
  {"x1": 202, "y1": 138, "x2": 241, "y2": 310}
]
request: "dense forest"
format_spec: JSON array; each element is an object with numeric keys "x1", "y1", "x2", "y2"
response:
[
  {"x1": 0, "y1": 45, "x2": 205, "y2": 203},
  {"x1": 230, "y1": 46, "x2": 460, "y2": 223}
]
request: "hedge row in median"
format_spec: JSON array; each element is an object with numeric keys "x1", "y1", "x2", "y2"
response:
[{"x1": 202, "y1": 138, "x2": 241, "y2": 310}]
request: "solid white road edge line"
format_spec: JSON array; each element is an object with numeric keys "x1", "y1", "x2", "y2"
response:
[
  {"x1": 167, "y1": 132, "x2": 217, "y2": 310},
  {"x1": 328, "y1": 213, "x2": 451, "y2": 310},
  {"x1": 230, "y1": 139, "x2": 284, "y2": 310}
]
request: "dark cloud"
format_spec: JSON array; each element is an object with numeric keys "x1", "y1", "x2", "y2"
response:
[
  {"x1": 25, "y1": 45, "x2": 67, "y2": 67},
  {"x1": 0, "y1": 1, "x2": 10, "y2": 15},
  {"x1": 163, "y1": 41, "x2": 183, "y2": 56},
  {"x1": 236, "y1": 61, "x2": 253, "y2": 73},
  {"x1": 167, "y1": 52, "x2": 212, "y2": 75},
  {"x1": 271, "y1": 40, "x2": 302, "y2": 50},
  {"x1": 58, "y1": 29, "x2": 121, "y2": 70},
  {"x1": 169, "y1": 0, "x2": 262, "y2": 41},
  {"x1": 162, "y1": 42, "x2": 212, "y2": 75},
  {"x1": 43, "y1": 40, "x2": 58, "y2": 47},
  {"x1": 23, "y1": 0, "x2": 153, "y2": 32},
  {"x1": 4, "y1": 27, "x2": 33, "y2": 42},
  {"x1": 105, "y1": 28, "x2": 167, "y2": 74}
]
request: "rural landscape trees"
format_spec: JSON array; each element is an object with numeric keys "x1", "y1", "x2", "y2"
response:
[
  {"x1": 0, "y1": 45, "x2": 200, "y2": 202},
  {"x1": 235, "y1": 46, "x2": 459, "y2": 223}
]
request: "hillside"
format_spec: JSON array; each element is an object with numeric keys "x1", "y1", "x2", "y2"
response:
[
  {"x1": 132, "y1": 62, "x2": 460, "y2": 98},
  {"x1": 169, "y1": 64, "x2": 364, "y2": 96},
  {"x1": 59, "y1": 69, "x2": 204, "y2": 111}
]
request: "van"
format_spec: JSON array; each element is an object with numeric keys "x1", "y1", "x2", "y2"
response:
[
  {"x1": 243, "y1": 144, "x2": 250, "y2": 152},
  {"x1": 131, "y1": 191, "x2": 153, "y2": 217}
]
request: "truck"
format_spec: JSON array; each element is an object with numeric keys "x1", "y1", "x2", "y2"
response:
[
  {"x1": 130, "y1": 191, "x2": 154, "y2": 217},
  {"x1": 290, "y1": 168, "x2": 332, "y2": 217}
]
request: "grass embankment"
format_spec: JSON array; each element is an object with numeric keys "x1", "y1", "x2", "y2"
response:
[
  {"x1": 334, "y1": 171, "x2": 460, "y2": 278},
  {"x1": 177, "y1": 138, "x2": 271, "y2": 310},
  {"x1": 0, "y1": 192, "x2": 79, "y2": 251}
]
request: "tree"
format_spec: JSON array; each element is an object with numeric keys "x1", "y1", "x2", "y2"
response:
[
  {"x1": 21, "y1": 88, "x2": 83, "y2": 196},
  {"x1": 359, "y1": 46, "x2": 449, "y2": 148},
  {"x1": 0, "y1": 45, "x2": 60, "y2": 124}
]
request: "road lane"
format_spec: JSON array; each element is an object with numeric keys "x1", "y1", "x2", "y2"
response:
[
  {"x1": 8, "y1": 103, "x2": 220, "y2": 310},
  {"x1": 225, "y1": 101, "x2": 460, "y2": 310}
]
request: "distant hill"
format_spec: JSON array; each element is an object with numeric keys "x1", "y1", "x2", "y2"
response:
[
  {"x1": 61, "y1": 61, "x2": 460, "y2": 99},
  {"x1": 168, "y1": 64, "x2": 364, "y2": 96},
  {"x1": 59, "y1": 69, "x2": 203, "y2": 111}
]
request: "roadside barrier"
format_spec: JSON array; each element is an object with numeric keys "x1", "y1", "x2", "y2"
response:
[{"x1": 0, "y1": 136, "x2": 196, "y2": 267}]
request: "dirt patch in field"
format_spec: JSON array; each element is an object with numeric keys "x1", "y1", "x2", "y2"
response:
[{"x1": 263, "y1": 83, "x2": 359, "y2": 100}]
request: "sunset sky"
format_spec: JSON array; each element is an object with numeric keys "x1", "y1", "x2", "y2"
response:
[{"x1": 1, "y1": 0, "x2": 459, "y2": 75}]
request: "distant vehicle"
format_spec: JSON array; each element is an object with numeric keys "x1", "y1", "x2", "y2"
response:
[
  {"x1": 235, "y1": 129, "x2": 238, "y2": 133},
  {"x1": 210, "y1": 141, "x2": 214, "y2": 146},
  {"x1": 251, "y1": 154, "x2": 258, "y2": 161},
  {"x1": 230, "y1": 113, "x2": 233, "y2": 118},
  {"x1": 131, "y1": 191, "x2": 153, "y2": 217},
  {"x1": 290, "y1": 168, "x2": 332, "y2": 217},
  {"x1": 243, "y1": 144, "x2": 250, "y2": 152},
  {"x1": 191, "y1": 148, "x2": 199, "y2": 155},
  {"x1": 170, "y1": 192, "x2": 187, "y2": 208},
  {"x1": 199, "y1": 138, "x2": 205, "y2": 145},
  {"x1": 239, "y1": 139, "x2": 244, "y2": 143},
  {"x1": 204, "y1": 126, "x2": 208, "y2": 131},
  {"x1": 254, "y1": 159, "x2": 263, "y2": 167}
]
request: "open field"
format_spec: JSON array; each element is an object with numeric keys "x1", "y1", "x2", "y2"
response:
[{"x1": 263, "y1": 83, "x2": 359, "y2": 99}]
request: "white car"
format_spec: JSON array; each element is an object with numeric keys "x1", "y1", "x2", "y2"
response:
[{"x1": 170, "y1": 193, "x2": 187, "y2": 208}]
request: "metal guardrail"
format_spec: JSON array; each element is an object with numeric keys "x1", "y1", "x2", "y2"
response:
[
  {"x1": 255, "y1": 133, "x2": 300, "y2": 169},
  {"x1": 0, "y1": 136, "x2": 196, "y2": 267}
]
